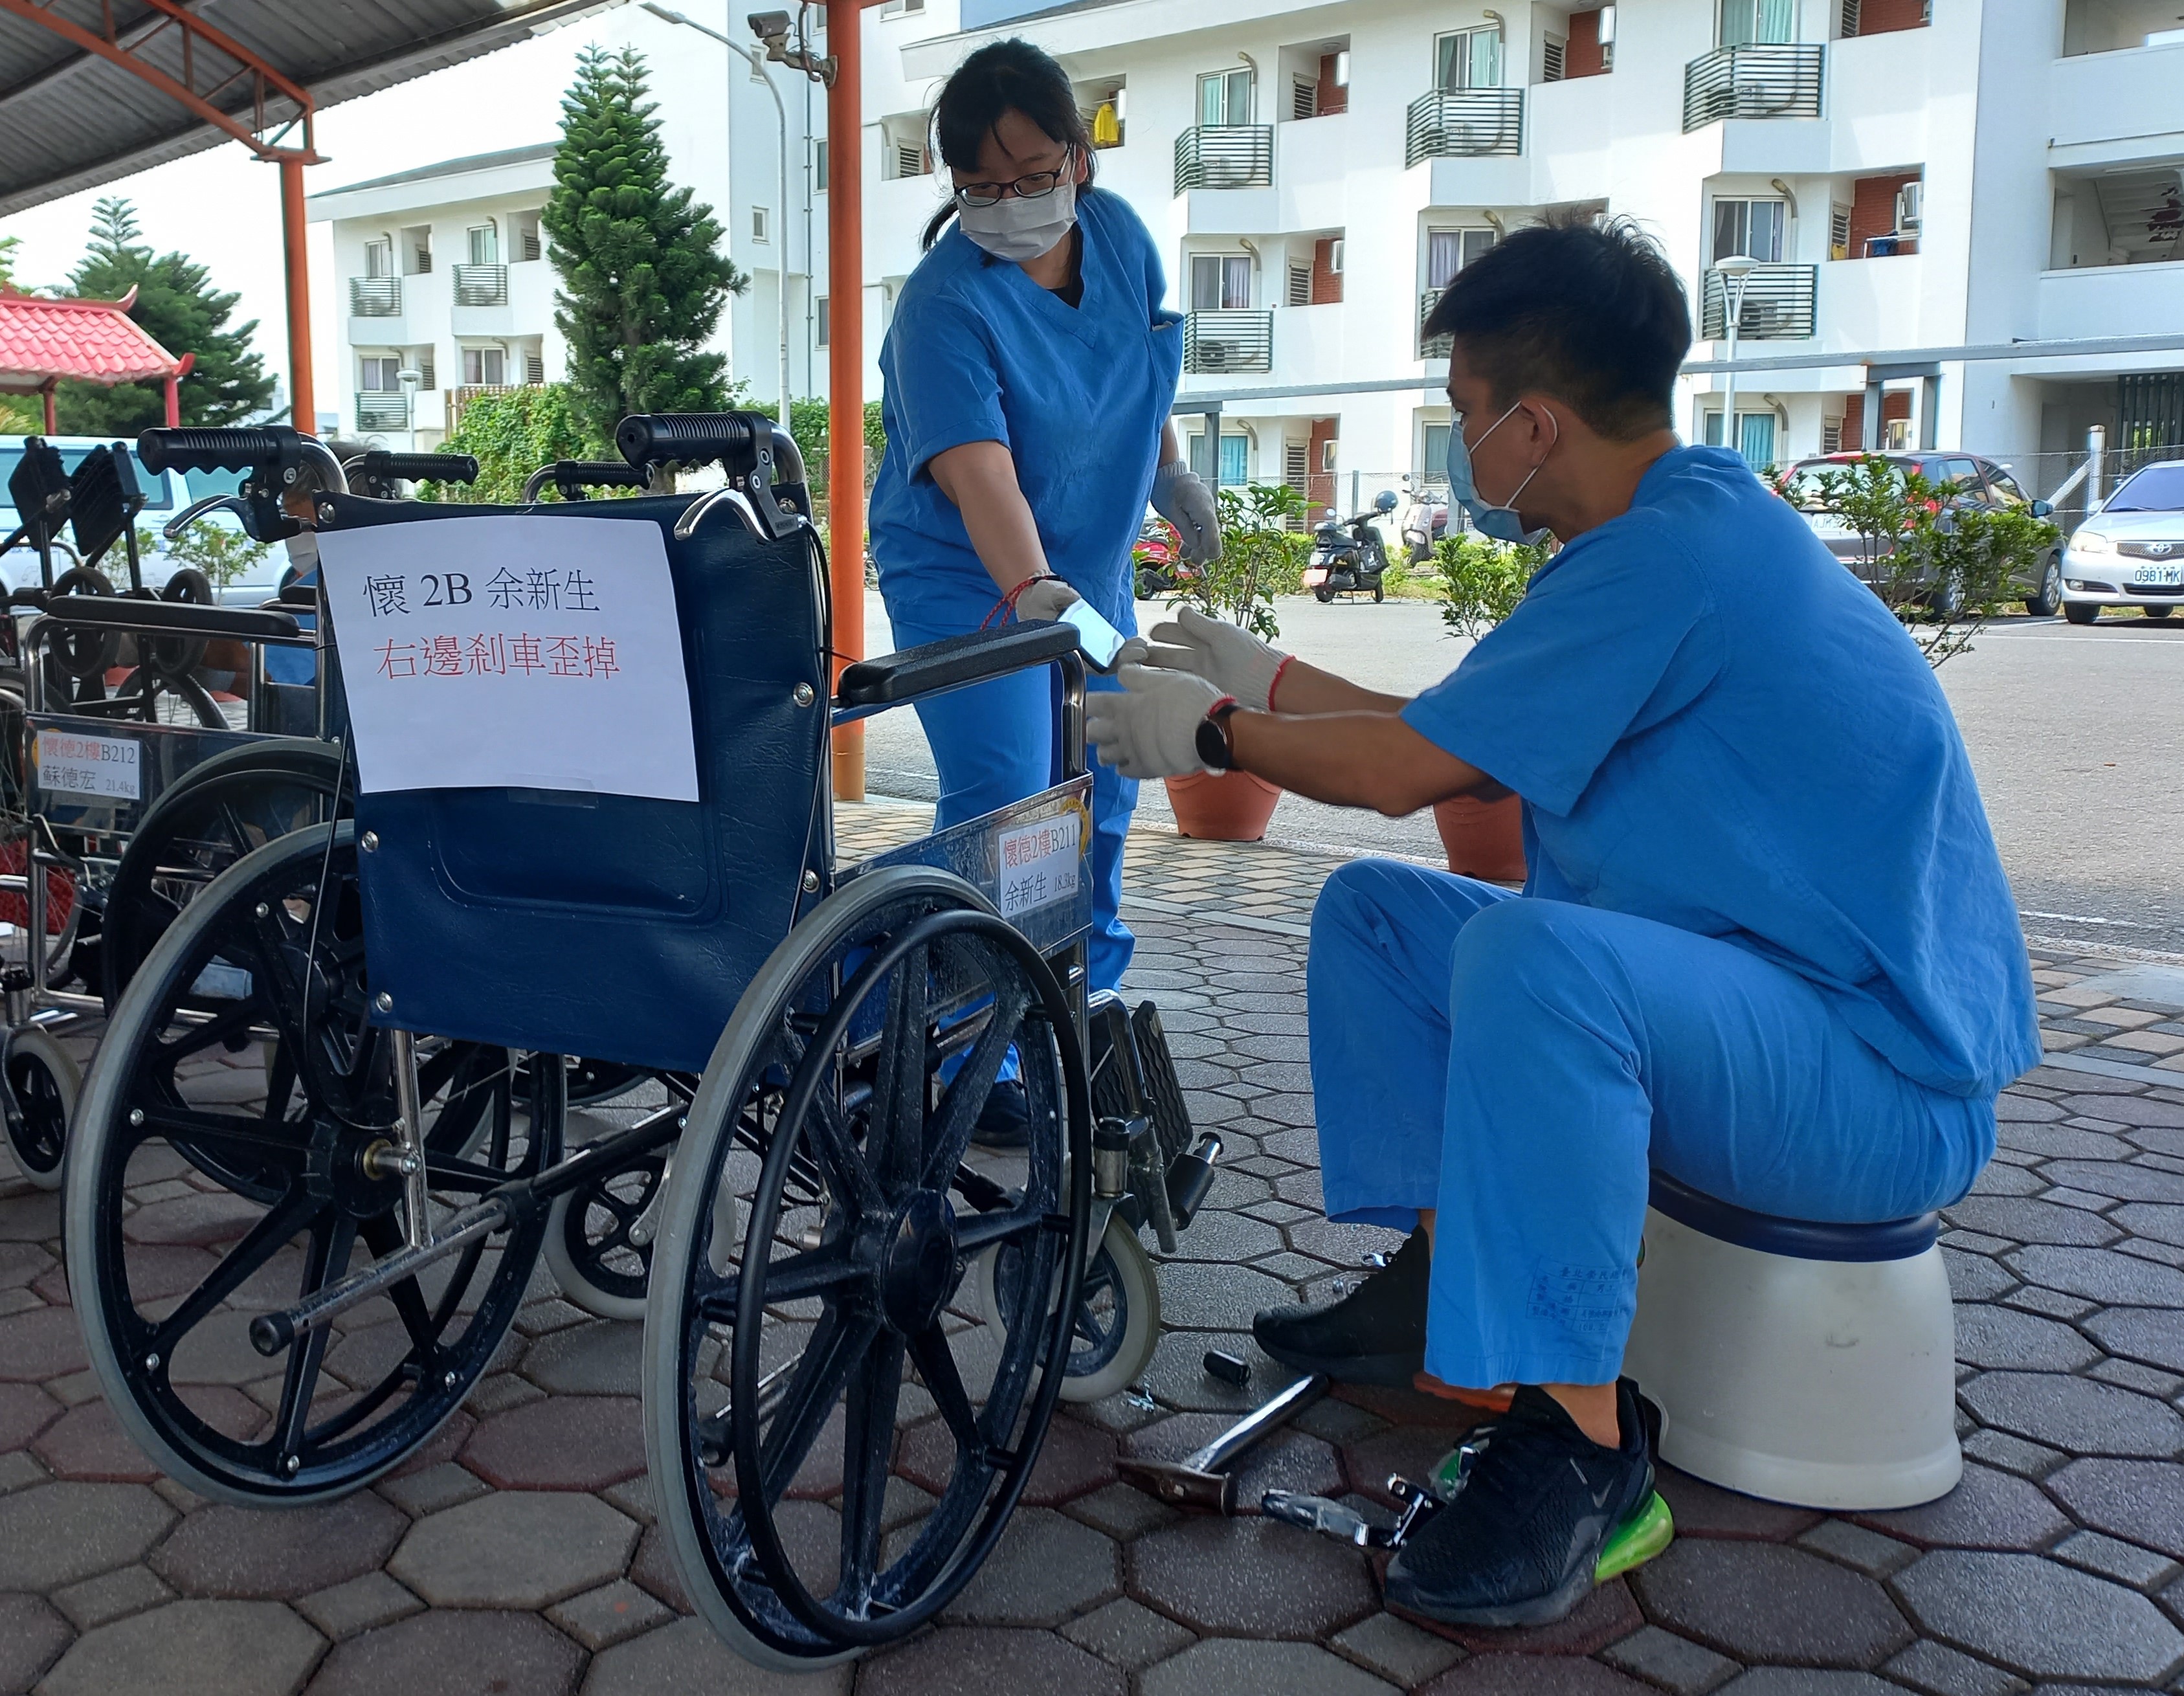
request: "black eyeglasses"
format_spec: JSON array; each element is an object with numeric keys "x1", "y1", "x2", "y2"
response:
[{"x1": 954, "y1": 150, "x2": 1075, "y2": 209}]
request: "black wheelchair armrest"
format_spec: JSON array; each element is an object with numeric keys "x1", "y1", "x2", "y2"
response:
[
  {"x1": 836, "y1": 623, "x2": 1082, "y2": 709},
  {"x1": 39, "y1": 596, "x2": 303, "y2": 642}
]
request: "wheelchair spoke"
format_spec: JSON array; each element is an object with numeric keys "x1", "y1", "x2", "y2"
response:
[
  {"x1": 133, "y1": 1102, "x2": 308, "y2": 1167},
  {"x1": 358, "y1": 1212, "x2": 443, "y2": 1366},
  {"x1": 870, "y1": 944, "x2": 930, "y2": 1201},
  {"x1": 922, "y1": 979, "x2": 1028, "y2": 1191},
  {"x1": 954, "y1": 1203, "x2": 1046, "y2": 1255},
  {"x1": 757, "y1": 1307, "x2": 880, "y2": 1507},
  {"x1": 836, "y1": 1330, "x2": 907, "y2": 1611},
  {"x1": 273, "y1": 1213, "x2": 356, "y2": 1460},
  {"x1": 697, "y1": 1244, "x2": 864, "y2": 1322},
  {"x1": 151, "y1": 1003, "x2": 261, "y2": 1066},
  {"x1": 908, "y1": 1324, "x2": 981, "y2": 1456},
  {"x1": 150, "y1": 1185, "x2": 318, "y2": 1356}
]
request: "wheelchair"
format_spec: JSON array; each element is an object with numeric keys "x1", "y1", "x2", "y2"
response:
[{"x1": 61, "y1": 414, "x2": 1214, "y2": 1670}]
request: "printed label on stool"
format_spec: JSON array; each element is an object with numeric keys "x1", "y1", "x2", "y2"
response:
[
  {"x1": 36, "y1": 730, "x2": 140, "y2": 800},
  {"x1": 996, "y1": 812, "x2": 1081, "y2": 919}
]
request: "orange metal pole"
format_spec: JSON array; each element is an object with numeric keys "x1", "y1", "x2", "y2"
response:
[
  {"x1": 825, "y1": 0, "x2": 865, "y2": 801},
  {"x1": 279, "y1": 154, "x2": 315, "y2": 434}
]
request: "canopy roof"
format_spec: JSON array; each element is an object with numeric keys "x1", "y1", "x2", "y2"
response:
[
  {"x1": 0, "y1": 0, "x2": 623, "y2": 219},
  {"x1": 0, "y1": 287, "x2": 183, "y2": 394}
]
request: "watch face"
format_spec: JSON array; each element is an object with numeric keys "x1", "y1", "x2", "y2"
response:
[{"x1": 1195, "y1": 713, "x2": 1231, "y2": 770}]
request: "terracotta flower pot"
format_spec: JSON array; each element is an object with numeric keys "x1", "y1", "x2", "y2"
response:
[
  {"x1": 1164, "y1": 770, "x2": 1282, "y2": 842},
  {"x1": 1432, "y1": 793, "x2": 1526, "y2": 882}
]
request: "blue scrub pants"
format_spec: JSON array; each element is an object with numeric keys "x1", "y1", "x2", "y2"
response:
[
  {"x1": 889, "y1": 614, "x2": 1138, "y2": 992},
  {"x1": 1309, "y1": 860, "x2": 1996, "y2": 1390}
]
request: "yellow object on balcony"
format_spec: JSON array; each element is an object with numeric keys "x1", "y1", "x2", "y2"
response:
[{"x1": 1093, "y1": 101, "x2": 1121, "y2": 148}]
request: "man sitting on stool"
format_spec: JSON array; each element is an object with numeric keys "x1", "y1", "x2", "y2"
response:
[{"x1": 1086, "y1": 218, "x2": 2036, "y2": 1629}]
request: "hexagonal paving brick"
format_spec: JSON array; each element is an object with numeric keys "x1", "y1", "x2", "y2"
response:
[
  {"x1": 941, "y1": 1506, "x2": 1119, "y2": 1626},
  {"x1": 1952, "y1": 1306, "x2": 2102, "y2": 1373},
  {"x1": 858, "y1": 1625, "x2": 1123, "y2": 1696},
  {"x1": 1438, "y1": 1576, "x2": 1644, "y2": 1658},
  {"x1": 1123, "y1": 1411, "x2": 1345, "y2": 1508},
  {"x1": 1629, "y1": 1539, "x2": 1913, "y2": 1667},
  {"x1": 2006, "y1": 1245, "x2": 2184, "y2": 1308},
  {"x1": 2058, "y1": 1092, "x2": 2184, "y2": 1128},
  {"x1": 1162, "y1": 1208, "x2": 1285, "y2": 1264},
  {"x1": 1599, "y1": 1623, "x2": 1741, "y2": 1694},
  {"x1": 31, "y1": 1400, "x2": 165, "y2": 1483},
  {"x1": 35, "y1": 1600, "x2": 323, "y2": 1696},
  {"x1": 307, "y1": 1608, "x2": 581, "y2": 1696},
  {"x1": 120, "y1": 1191, "x2": 261, "y2": 1245},
  {"x1": 2046, "y1": 1458, "x2": 2184, "y2": 1559},
  {"x1": 1133, "y1": 1328, "x2": 1311, "y2": 1414},
  {"x1": 1058, "y1": 1597, "x2": 1197, "y2": 1672},
  {"x1": 0, "y1": 1480, "x2": 175, "y2": 1590},
  {"x1": 1710, "y1": 1673, "x2": 1895, "y2": 1694},
  {"x1": 0, "y1": 1189, "x2": 61, "y2": 1240},
  {"x1": 387, "y1": 1488, "x2": 638, "y2": 1609},
  {"x1": 2085, "y1": 1306, "x2": 2184, "y2": 1374},
  {"x1": 1421, "y1": 1653, "x2": 1654, "y2": 1693},
  {"x1": 1941, "y1": 1198, "x2": 2120, "y2": 1247},
  {"x1": 1653, "y1": 1466, "x2": 1823, "y2": 1542},
  {"x1": 583, "y1": 1614, "x2": 849, "y2": 1693},
  {"x1": 1894, "y1": 1549, "x2": 2184, "y2": 1682},
  {"x1": 150, "y1": 1492, "x2": 408, "y2": 1598},
  {"x1": 0, "y1": 1379, "x2": 60, "y2": 1451},
  {"x1": 521, "y1": 1317, "x2": 641, "y2": 1396},
  {"x1": 544, "y1": 1578, "x2": 669, "y2": 1652},
  {"x1": 1130, "y1": 1512, "x2": 1376, "y2": 1638},
  {"x1": 1154, "y1": 1261, "x2": 1295, "y2": 1331},
  {"x1": 1849, "y1": 1464, "x2": 2070, "y2": 1552},
  {"x1": 2041, "y1": 1161, "x2": 2184, "y2": 1204},
  {"x1": 0, "y1": 1592, "x2": 71, "y2": 1694},
  {"x1": 1957, "y1": 1370, "x2": 2184, "y2": 1457},
  {"x1": 1140, "y1": 1636, "x2": 1399, "y2": 1696},
  {"x1": 897, "y1": 1409, "x2": 1115, "y2": 1506},
  {"x1": 1344, "y1": 1422, "x2": 1473, "y2": 1509},
  {"x1": 460, "y1": 1392, "x2": 645, "y2": 1490},
  {"x1": 0, "y1": 1303, "x2": 87, "y2": 1380}
]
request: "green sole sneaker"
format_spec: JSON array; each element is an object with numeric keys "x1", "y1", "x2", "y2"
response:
[{"x1": 1596, "y1": 1490, "x2": 1675, "y2": 1582}]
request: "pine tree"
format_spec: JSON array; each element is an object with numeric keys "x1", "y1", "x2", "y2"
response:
[
  {"x1": 53, "y1": 198, "x2": 274, "y2": 434},
  {"x1": 544, "y1": 46, "x2": 746, "y2": 443}
]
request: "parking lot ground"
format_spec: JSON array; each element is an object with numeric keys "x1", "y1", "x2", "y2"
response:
[{"x1": 5, "y1": 810, "x2": 2184, "y2": 1692}]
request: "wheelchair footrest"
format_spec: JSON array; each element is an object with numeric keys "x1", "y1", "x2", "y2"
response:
[{"x1": 1129, "y1": 1001, "x2": 1194, "y2": 1168}]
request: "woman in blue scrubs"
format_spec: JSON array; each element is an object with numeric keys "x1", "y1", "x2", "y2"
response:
[{"x1": 869, "y1": 40, "x2": 1217, "y2": 1054}]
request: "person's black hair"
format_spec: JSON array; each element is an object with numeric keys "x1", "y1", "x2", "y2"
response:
[
  {"x1": 920, "y1": 39, "x2": 1097, "y2": 251},
  {"x1": 1423, "y1": 214, "x2": 1689, "y2": 441}
]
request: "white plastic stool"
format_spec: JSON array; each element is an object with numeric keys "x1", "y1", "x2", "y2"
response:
[{"x1": 1622, "y1": 1170, "x2": 1961, "y2": 1512}]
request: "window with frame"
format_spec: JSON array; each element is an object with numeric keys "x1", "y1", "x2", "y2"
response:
[
  {"x1": 462, "y1": 346, "x2": 506, "y2": 386},
  {"x1": 1198, "y1": 67, "x2": 1254, "y2": 126},
  {"x1": 1702, "y1": 408, "x2": 1778, "y2": 467},
  {"x1": 816, "y1": 296, "x2": 830, "y2": 348},
  {"x1": 359, "y1": 356, "x2": 402, "y2": 392},
  {"x1": 1711, "y1": 198, "x2": 1786, "y2": 263},
  {"x1": 1189, "y1": 254, "x2": 1253, "y2": 311},
  {"x1": 1427, "y1": 228, "x2": 1497, "y2": 290},
  {"x1": 1435, "y1": 27, "x2": 1502, "y2": 91},
  {"x1": 363, "y1": 238, "x2": 393, "y2": 280},
  {"x1": 1287, "y1": 262, "x2": 1311, "y2": 306},
  {"x1": 467, "y1": 223, "x2": 498, "y2": 265},
  {"x1": 814, "y1": 138, "x2": 829, "y2": 192},
  {"x1": 1543, "y1": 35, "x2": 1567, "y2": 80},
  {"x1": 753, "y1": 206, "x2": 770, "y2": 243},
  {"x1": 511, "y1": 212, "x2": 542, "y2": 262},
  {"x1": 1719, "y1": 0, "x2": 1796, "y2": 44},
  {"x1": 1421, "y1": 421, "x2": 1452, "y2": 480},
  {"x1": 1829, "y1": 203, "x2": 1853, "y2": 261}
]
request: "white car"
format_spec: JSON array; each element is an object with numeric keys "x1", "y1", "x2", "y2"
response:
[{"x1": 2060, "y1": 460, "x2": 2184, "y2": 625}]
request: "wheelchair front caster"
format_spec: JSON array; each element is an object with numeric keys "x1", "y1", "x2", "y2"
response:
[
  {"x1": 2, "y1": 1026, "x2": 80, "y2": 1191},
  {"x1": 975, "y1": 1213, "x2": 1161, "y2": 1404},
  {"x1": 544, "y1": 1147, "x2": 666, "y2": 1321}
]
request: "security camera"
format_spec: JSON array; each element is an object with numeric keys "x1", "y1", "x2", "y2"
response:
[{"x1": 748, "y1": 10, "x2": 792, "y2": 56}]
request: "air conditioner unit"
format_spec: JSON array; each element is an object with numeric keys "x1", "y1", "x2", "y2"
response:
[
  {"x1": 1200, "y1": 342, "x2": 1234, "y2": 370},
  {"x1": 1896, "y1": 181, "x2": 1923, "y2": 234},
  {"x1": 1328, "y1": 238, "x2": 1345, "y2": 274}
]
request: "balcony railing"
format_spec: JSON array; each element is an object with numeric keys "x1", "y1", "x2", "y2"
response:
[
  {"x1": 453, "y1": 263, "x2": 509, "y2": 306},
  {"x1": 1173, "y1": 125, "x2": 1273, "y2": 194},
  {"x1": 356, "y1": 393, "x2": 411, "y2": 431},
  {"x1": 1182, "y1": 310, "x2": 1273, "y2": 375},
  {"x1": 1419, "y1": 290, "x2": 1453, "y2": 359},
  {"x1": 1682, "y1": 43, "x2": 1823, "y2": 130},
  {"x1": 1405, "y1": 88, "x2": 1524, "y2": 168},
  {"x1": 349, "y1": 277, "x2": 401, "y2": 317},
  {"x1": 1700, "y1": 263, "x2": 1818, "y2": 340}
]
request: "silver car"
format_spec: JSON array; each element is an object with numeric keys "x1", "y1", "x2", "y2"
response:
[{"x1": 2060, "y1": 460, "x2": 2184, "y2": 625}]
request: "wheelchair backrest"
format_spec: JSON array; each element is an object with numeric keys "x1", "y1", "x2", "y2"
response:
[{"x1": 321, "y1": 491, "x2": 831, "y2": 1073}]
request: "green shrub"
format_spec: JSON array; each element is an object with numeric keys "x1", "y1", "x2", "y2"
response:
[
  {"x1": 134, "y1": 522, "x2": 269, "y2": 590},
  {"x1": 1166, "y1": 481, "x2": 1306, "y2": 642},
  {"x1": 1432, "y1": 531, "x2": 1550, "y2": 642},
  {"x1": 419, "y1": 384, "x2": 612, "y2": 504}
]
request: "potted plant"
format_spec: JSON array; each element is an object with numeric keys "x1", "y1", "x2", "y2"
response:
[
  {"x1": 1160, "y1": 481, "x2": 1302, "y2": 841},
  {"x1": 1430, "y1": 530, "x2": 1550, "y2": 880}
]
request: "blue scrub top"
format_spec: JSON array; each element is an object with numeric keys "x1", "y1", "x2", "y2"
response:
[
  {"x1": 869, "y1": 188, "x2": 1185, "y2": 630},
  {"x1": 1403, "y1": 445, "x2": 2040, "y2": 1100}
]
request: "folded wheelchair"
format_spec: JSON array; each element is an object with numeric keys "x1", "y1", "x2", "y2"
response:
[{"x1": 61, "y1": 415, "x2": 1213, "y2": 1670}]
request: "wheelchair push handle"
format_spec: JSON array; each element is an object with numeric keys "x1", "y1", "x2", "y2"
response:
[
  {"x1": 346, "y1": 451, "x2": 480, "y2": 486},
  {"x1": 522, "y1": 460, "x2": 650, "y2": 503},
  {"x1": 137, "y1": 427, "x2": 291, "y2": 476},
  {"x1": 616, "y1": 412, "x2": 807, "y2": 485}
]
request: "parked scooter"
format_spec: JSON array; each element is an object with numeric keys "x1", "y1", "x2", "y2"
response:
[
  {"x1": 1134, "y1": 515, "x2": 1191, "y2": 599},
  {"x1": 1402, "y1": 485, "x2": 1449, "y2": 564},
  {"x1": 1305, "y1": 489, "x2": 1398, "y2": 603}
]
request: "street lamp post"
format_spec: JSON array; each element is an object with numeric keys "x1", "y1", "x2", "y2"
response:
[
  {"x1": 643, "y1": 3, "x2": 795, "y2": 420},
  {"x1": 1715, "y1": 252, "x2": 1761, "y2": 464}
]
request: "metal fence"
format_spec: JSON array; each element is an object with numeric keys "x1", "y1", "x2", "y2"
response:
[
  {"x1": 453, "y1": 263, "x2": 508, "y2": 307},
  {"x1": 1172, "y1": 124, "x2": 1274, "y2": 193},
  {"x1": 1404, "y1": 88, "x2": 1524, "y2": 168},
  {"x1": 1682, "y1": 43, "x2": 1825, "y2": 130},
  {"x1": 1183, "y1": 311, "x2": 1274, "y2": 375},
  {"x1": 356, "y1": 394, "x2": 410, "y2": 432},
  {"x1": 1418, "y1": 291, "x2": 1453, "y2": 359},
  {"x1": 1700, "y1": 264, "x2": 1818, "y2": 340},
  {"x1": 349, "y1": 277, "x2": 401, "y2": 317}
]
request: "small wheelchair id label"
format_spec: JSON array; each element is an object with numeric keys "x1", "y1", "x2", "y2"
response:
[
  {"x1": 995, "y1": 811, "x2": 1081, "y2": 919},
  {"x1": 35, "y1": 730, "x2": 140, "y2": 801}
]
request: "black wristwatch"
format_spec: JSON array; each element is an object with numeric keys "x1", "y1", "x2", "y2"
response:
[{"x1": 1196, "y1": 698, "x2": 1241, "y2": 772}]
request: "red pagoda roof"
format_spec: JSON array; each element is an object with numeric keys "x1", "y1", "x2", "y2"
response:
[{"x1": 0, "y1": 288, "x2": 182, "y2": 393}]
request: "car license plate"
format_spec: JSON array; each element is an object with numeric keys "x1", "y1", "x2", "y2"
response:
[
  {"x1": 2132, "y1": 564, "x2": 2183, "y2": 586},
  {"x1": 1304, "y1": 566, "x2": 1329, "y2": 586}
]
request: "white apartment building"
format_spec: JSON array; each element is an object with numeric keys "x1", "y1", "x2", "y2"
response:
[
  {"x1": 859, "y1": 0, "x2": 2184, "y2": 515},
  {"x1": 309, "y1": 1, "x2": 826, "y2": 451}
]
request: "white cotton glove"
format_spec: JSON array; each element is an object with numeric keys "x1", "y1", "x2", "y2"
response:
[
  {"x1": 1086, "y1": 664, "x2": 1224, "y2": 780},
  {"x1": 1143, "y1": 604, "x2": 1288, "y2": 709},
  {"x1": 1013, "y1": 576, "x2": 1080, "y2": 622},
  {"x1": 1151, "y1": 462, "x2": 1221, "y2": 564}
]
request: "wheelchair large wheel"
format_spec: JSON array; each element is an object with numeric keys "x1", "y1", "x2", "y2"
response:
[
  {"x1": 100, "y1": 741, "x2": 347, "y2": 1012},
  {"x1": 643, "y1": 866, "x2": 1091, "y2": 1671},
  {"x1": 65, "y1": 823, "x2": 563, "y2": 1504}
]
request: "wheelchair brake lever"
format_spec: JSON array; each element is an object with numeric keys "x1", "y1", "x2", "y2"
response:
[
  {"x1": 163, "y1": 493, "x2": 250, "y2": 542},
  {"x1": 674, "y1": 486, "x2": 766, "y2": 542}
]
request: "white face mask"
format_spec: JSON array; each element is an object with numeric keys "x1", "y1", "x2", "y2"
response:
[{"x1": 957, "y1": 179, "x2": 1077, "y2": 264}]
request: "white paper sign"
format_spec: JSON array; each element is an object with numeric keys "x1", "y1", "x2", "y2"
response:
[
  {"x1": 36, "y1": 729, "x2": 141, "y2": 800},
  {"x1": 317, "y1": 516, "x2": 700, "y2": 801},
  {"x1": 995, "y1": 811, "x2": 1081, "y2": 919}
]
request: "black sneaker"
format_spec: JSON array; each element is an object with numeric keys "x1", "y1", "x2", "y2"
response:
[
  {"x1": 1384, "y1": 1378, "x2": 1660, "y2": 1629},
  {"x1": 1251, "y1": 1228, "x2": 1429, "y2": 1387},
  {"x1": 970, "y1": 1079, "x2": 1031, "y2": 1150}
]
